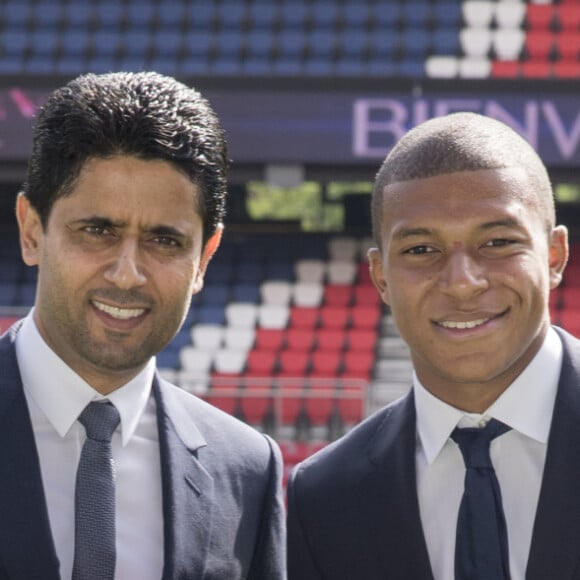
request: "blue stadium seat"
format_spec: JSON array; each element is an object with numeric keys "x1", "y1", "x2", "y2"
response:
[
  {"x1": 432, "y1": 28, "x2": 460, "y2": 55},
  {"x1": 219, "y1": 2, "x2": 248, "y2": 29},
  {"x1": 401, "y1": 1, "x2": 433, "y2": 29},
  {"x1": 183, "y1": 31, "x2": 214, "y2": 58},
  {"x1": 152, "y1": 29, "x2": 183, "y2": 57},
  {"x1": 187, "y1": 3, "x2": 216, "y2": 28},
  {"x1": 397, "y1": 58, "x2": 427, "y2": 78},
  {"x1": 432, "y1": 1, "x2": 463, "y2": 28},
  {"x1": 247, "y1": 2, "x2": 279, "y2": 29},
  {"x1": 368, "y1": 29, "x2": 399, "y2": 58},
  {"x1": 32, "y1": 0, "x2": 65, "y2": 28},
  {"x1": 339, "y1": 28, "x2": 369, "y2": 58},
  {"x1": 125, "y1": 1, "x2": 157, "y2": 28},
  {"x1": 279, "y1": 1, "x2": 311, "y2": 28},
  {"x1": 308, "y1": 30, "x2": 337, "y2": 58},
  {"x1": 246, "y1": 30, "x2": 275, "y2": 58},
  {"x1": 341, "y1": 4, "x2": 372, "y2": 29},
  {"x1": 3, "y1": 2, "x2": 33, "y2": 28},
  {"x1": 123, "y1": 30, "x2": 151, "y2": 56},
  {"x1": 374, "y1": 4, "x2": 402, "y2": 28},
  {"x1": 1, "y1": 30, "x2": 29, "y2": 57},
  {"x1": 29, "y1": 29, "x2": 59, "y2": 56},
  {"x1": 310, "y1": 2, "x2": 339, "y2": 29},
  {"x1": 61, "y1": 30, "x2": 90, "y2": 57},
  {"x1": 399, "y1": 27, "x2": 431, "y2": 57},
  {"x1": 92, "y1": 30, "x2": 122, "y2": 56},
  {"x1": 93, "y1": 1, "x2": 125, "y2": 29},
  {"x1": 232, "y1": 283, "x2": 261, "y2": 303},
  {"x1": 63, "y1": 3, "x2": 94, "y2": 27},
  {"x1": 157, "y1": 3, "x2": 187, "y2": 28},
  {"x1": 214, "y1": 29, "x2": 245, "y2": 58},
  {"x1": 241, "y1": 57, "x2": 272, "y2": 75},
  {"x1": 277, "y1": 30, "x2": 307, "y2": 59}
]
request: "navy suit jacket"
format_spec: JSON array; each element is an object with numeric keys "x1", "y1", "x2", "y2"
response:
[
  {"x1": 0, "y1": 323, "x2": 286, "y2": 580},
  {"x1": 287, "y1": 327, "x2": 580, "y2": 579}
]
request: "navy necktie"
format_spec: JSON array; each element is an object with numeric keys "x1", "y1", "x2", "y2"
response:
[
  {"x1": 451, "y1": 418, "x2": 511, "y2": 580},
  {"x1": 72, "y1": 402, "x2": 120, "y2": 580}
]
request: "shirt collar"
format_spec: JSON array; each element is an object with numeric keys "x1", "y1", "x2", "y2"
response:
[
  {"x1": 15, "y1": 310, "x2": 155, "y2": 446},
  {"x1": 415, "y1": 327, "x2": 562, "y2": 465}
]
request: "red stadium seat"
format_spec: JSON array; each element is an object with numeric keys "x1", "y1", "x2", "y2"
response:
[
  {"x1": 286, "y1": 328, "x2": 316, "y2": 351},
  {"x1": 351, "y1": 305, "x2": 381, "y2": 329},
  {"x1": 289, "y1": 306, "x2": 320, "y2": 329},
  {"x1": 526, "y1": 4, "x2": 556, "y2": 30},
  {"x1": 310, "y1": 351, "x2": 342, "y2": 377},
  {"x1": 323, "y1": 284, "x2": 353, "y2": 306},
  {"x1": 316, "y1": 328, "x2": 346, "y2": 351},
  {"x1": 553, "y1": 60, "x2": 580, "y2": 79},
  {"x1": 346, "y1": 328, "x2": 377, "y2": 351},
  {"x1": 525, "y1": 31, "x2": 555, "y2": 60},
  {"x1": 254, "y1": 328, "x2": 285, "y2": 351},
  {"x1": 520, "y1": 60, "x2": 552, "y2": 79},
  {"x1": 556, "y1": 4, "x2": 580, "y2": 31},
  {"x1": 319, "y1": 306, "x2": 350, "y2": 329},
  {"x1": 491, "y1": 60, "x2": 520, "y2": 78},
  {"x1": 246, "y1": 350, "x2": 277, "y2": 374}
]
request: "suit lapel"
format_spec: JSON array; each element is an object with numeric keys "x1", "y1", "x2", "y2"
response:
[
  {"x1": 154, "y1": 376, "x2": 214, "y2": 580},
  {"x1": 365, "y1": 392, "x2": 434, "y2": 580},
  {"x1": 527, "y1": 328, "x2": 580, "y2": 579},
  {"x1": 0, "y1": 326, "x2": 60, "y2": 580}
]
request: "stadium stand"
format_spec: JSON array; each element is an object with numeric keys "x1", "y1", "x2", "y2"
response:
[{"x1": 0, "y1": 0, "x2": 578, "y2": 79}]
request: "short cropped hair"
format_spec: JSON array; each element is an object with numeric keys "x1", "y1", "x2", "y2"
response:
[
  {"x1": 371, "y1": 112, "x2": 554, "y2": 247},
  {"x1": 22, "y1": 71, "x2": 228, "y2": 245}
]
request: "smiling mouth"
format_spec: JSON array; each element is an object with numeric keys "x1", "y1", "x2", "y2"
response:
[
  {"x1": 92, "y1": 300, "x2": 147, "y2": 320},
  {"x1": 437, "y1": 317, "x2": 490, "y2": 330}
]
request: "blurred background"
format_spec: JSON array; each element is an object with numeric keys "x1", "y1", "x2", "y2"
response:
[{"x1": 0, "y1": 0, "x2": 579, "y2": 477}]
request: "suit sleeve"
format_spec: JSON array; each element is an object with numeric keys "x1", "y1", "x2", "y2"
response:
[
  {"x1": 247, "y1": 434, "x2": 287, "y2": 580},
  {"x1": 286, "y1": 464, "x2": 323, "y2": 580}
]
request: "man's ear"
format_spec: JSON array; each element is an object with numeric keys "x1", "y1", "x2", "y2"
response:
[
  {"x1": 548, "y1": 224, "x2": 569, "y2": 289},
  {"x1": 16, "y1": 193, "x2": 43, "y2": 266},
  {"x1": 367, "y1": 247, "x2": 391, "y2": 306},
  {"x1": 192, "y1": 224, "x2": 223, "y2": 294}
]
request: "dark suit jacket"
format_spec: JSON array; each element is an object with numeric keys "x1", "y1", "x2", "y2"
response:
[
  {"x1": 0, "y1": 323, "x2": 286, "y2": 580},
  {"x1": 287, "y1": 326, "x2": 580, "y2": 580}
]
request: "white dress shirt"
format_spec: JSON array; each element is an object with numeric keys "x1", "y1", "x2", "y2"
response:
[
  {"x1": 15, "y1": 311, "x2": 164, "y2": 580},
  {"x1": 415, "y1": 327, "x2": 562, "y2": 580}
]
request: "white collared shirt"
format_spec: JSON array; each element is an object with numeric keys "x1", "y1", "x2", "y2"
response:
[
  {"x1": 415, "y1": 327, "x2": 562, "y2": 580},
  {"x1": 15, "y1": 311, "x2": 164, "y2": 580}
]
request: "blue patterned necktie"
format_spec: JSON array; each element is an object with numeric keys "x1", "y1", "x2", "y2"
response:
[
  {"x1": 72, "y1": 401, "x2": 120, "y2": 580},
  {"x1": 451, "y1": 418, "x2": 511, "y2": 580}
]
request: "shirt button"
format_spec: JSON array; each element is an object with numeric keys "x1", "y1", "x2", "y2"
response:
[{"x1": 478, "y1": 418, "x2": 488, "y2": 428}]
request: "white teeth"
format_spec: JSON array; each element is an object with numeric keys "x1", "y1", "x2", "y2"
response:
[
  {"x1": 93, "y1": 301, "x2": 145, "y2": 320},
  {"x1": 439, "y1": 318, "x2": 488, "y2": 329}
]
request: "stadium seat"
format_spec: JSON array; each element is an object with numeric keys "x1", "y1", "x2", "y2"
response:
[
  {"x1": 425, "y1": 56, "x2": 459, "y2": 79},
  {"x1": 278, "y1": 351, "x2": 310, "y2": 376},
  {"x1": 295, "y1": 259, "x2": 326, "y2": 283},
  {"x1": 213, "y1": 348, "x2": 248, "y2": 374},
  {"x1": 261, "y1": 280, "x2": 293, "y2": 305},
  {"x1": 319, "y1": 306, "x2": 351, "y2": 329},
  {"x1": 292, "y1": 281, "x2": 324, "y2": 307},
  {"x1": 346, "y1": 328, "x2": 378, "y2": 352},
  {"x1": 460, "y1": 28, "x2": 493, "y2": 59},
  {"x1": 526, "y1": 3, "x2": 556, "y2": 29},
  {"x1": 258, "y1": 304, "x2": 290, "y2": 329},
  {"x1": 316, "y1": 328, "x2": 346, "y2": 351},
  {"x1": 289, "y1": 307, "x2": 320, "y2": 329},
  {"x1": 556, "y1": 4, "x2": 580, "y2": 31},
  {"x1": 327, "y1": 260, "x2": 357, "y2": 284},
  {"x1": 525, "y1": 31, "x2": 555, "y2": 60},
  {"x1": 224, "y1": 327, "x2": 256, "y2": 351},
  {"x1": 286, "y1": 328, "x2": 316, "y2": 352},
  {"x1": 246, "y1": 349, "x2": 278, "y2": 374},
  {"x1": 493, "y1": 29, "x2": 525, "y2": 61},
  {"x1": 254, "y1": 328, "x2": 285, "y2": 351},
  {"x1": 462, "y1": 1, "x2": 495, "y2": 28},
  {"x1": 225, "y1": 303, "x2": 258, "y2": 328},
  {"x1": 554, "y1": 32, "x2": 580, "y2": 60},
  {"x1": 495, "y1": 2, "x2": 526, "y2": 29},
  {"x1": 191, "y1": 323, "x2": 224, "y2": 350},
  {"x1": 324, "y1": 284, "x2": 353, "y2": 307}
]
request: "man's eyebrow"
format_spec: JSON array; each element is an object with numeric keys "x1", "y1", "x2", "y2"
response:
[
  {"x1": 146, "y1": 225, "x2": 188, "y2": 238},
  {"x1": 392, "y1": 227, "x2": 434, "y2": 240},
  {"x1": 478, "y1": 218, "x2": 523, "y2": 231},
  {"x1": 73, "y1": 216, "x2": 123, "y2": 228}
]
